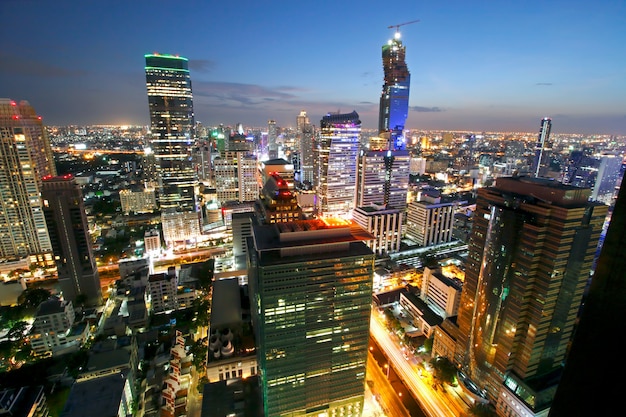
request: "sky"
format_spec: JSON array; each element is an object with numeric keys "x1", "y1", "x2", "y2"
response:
[{"x1": 1, "y1": 0, "x2": 625, "y2": 135}]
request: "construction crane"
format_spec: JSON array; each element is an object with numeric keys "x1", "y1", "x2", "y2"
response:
[{"x1": 388, "y1": 19, "x2": 420, "y2": 34}]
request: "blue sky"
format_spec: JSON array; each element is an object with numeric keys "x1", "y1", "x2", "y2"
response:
[{"x1": 1, "y1": 0, "x2": 625, "y2": 134}]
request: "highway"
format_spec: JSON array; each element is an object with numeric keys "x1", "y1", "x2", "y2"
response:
[{"x1": 370, "y1": 310, "x2": 469, "y2": 417}]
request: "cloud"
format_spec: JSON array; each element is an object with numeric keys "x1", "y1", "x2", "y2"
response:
[
  {"x1": 535, "y1": 82, "x2": 553, "y2": 86},
  {"x1": 0, "y1": 52, "x2": 87, "y2": 77},
  {"x1": 411, "y1": 106, "x2": 444, "y2": 112},
  {"x1": 193, "y1": 81, "x2": 300, "y2": 107},
  {"x1": 188, "y1": 59, "x2": 216, "y2": 72}
]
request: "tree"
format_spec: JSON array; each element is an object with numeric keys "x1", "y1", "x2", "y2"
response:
[
  {"x1": 18, "y1": 288, "x2": 51, "y2": 309},
  {"x1": 430, "y1": 356, "x2": 458, "y2": 386},
  {"x1": 7, "y1": 321, "x2": 30, "y2": 342},
  {"x1": 468, "y1": 403, "x2": 498, "y2": 417}
]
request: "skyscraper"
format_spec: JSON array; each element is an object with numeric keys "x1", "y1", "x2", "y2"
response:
[
  {"x1": 317, "y1": 111, "x2": 361, "y2": 216},
  {"x1": 145, "y1": 53, "x2": 197, "y2": 211},
  {"x1": 548, "y1": 155, "x2": 626, "y2": 417},
  {"x1": 531, "y1": 117, "x2": 552, "y2": 178},
  {"x1": 455, "y1": 177, "x2": 606, "y2": 414},
  {"x1": 297, "y1": 111, "x2": 316, "y2": 186},
  {"x1": 378, "y1": 32, "x2": 411, "y2": 151},
  {"x1": 248, "y1": 218, "x2": 375, "y2": 417},
  {"x1": 0, "y1": 99, "x2": 55, "y2": 261},
  {"x1": 354, "y1": 149, "x2": 409, "y2": 211},
  {"x1": 268, "y1": 119, "x2": 278, "y2": 159},
  {"x1": 41, "y1": 175, "x2": 102, "y2": 306}
]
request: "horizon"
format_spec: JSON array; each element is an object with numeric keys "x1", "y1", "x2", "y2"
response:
[{"x1": 1, "y1": 0, "x2": 625, "y2": 135}]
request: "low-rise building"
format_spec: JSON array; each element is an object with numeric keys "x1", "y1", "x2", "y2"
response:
[
  {"x1": 0, "y1": 386, "x2": 49, "y2": 417},
  {"x1": 29, "y1": 297, "x2": 88, "y2": 356}
]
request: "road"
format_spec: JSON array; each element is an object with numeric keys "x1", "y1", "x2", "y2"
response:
[
  {"x1": 366, "y1": 351, "x2": 411, "y2": 417},
  {"x1": 370, "y1": 310, "x2": 469, "y2": 417}
]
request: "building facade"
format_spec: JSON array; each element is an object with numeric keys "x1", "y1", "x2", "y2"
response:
[
  {"x1": 405, "y1": 198, "x2": 455, "y2": 247},
  {"x1": 248, "y1": 219, "x2": 375, "y2": 417},
  {"x1": 531, "y1": 117, "x2": 552, "y2": 178},
  {"x1": 455, "y1": 177, "x2": 607, "y2": 411},
  {"x1": 352, "y1": 205, "x2": 403, "y2": 255},
  {"x1": 214, "y1": 151, "x2": 259, "y2": 204},
  {"x1": 355, "y1": 149, "x2": 409, "y2": 211},
  {"x1": 119, "y1": 188, "x2": 157, "y2": 214},
  {"x1": 42, "y1": 175, "x2": 102, "y2": 306},
  {"x1": 0, "y1": 99, "x2": 55, "y2": 261},
  {"x1": 145, "y1": 54, "x2": 197, "y2": 212},
  {"x1": 317, "y1": 111, "x2": 361, "y2": 216},
  {"x1": 378, "y1": 33, "x2": 411, "y2": 151}
]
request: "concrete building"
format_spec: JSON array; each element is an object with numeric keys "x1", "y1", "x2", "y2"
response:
[
  {"x1": 352, "y1": 205, "x2": 403, "y2": 255},
  {"x1": 0, "y1": 386, "x2": 49, "y2": 417},
  {"x1": 405, "y1": 197, "x2": 455, "y2": 247},
  {"x1": 161, "y1": 211, "x2": 200, "y2": 246},
  {"x1": 147, "y1": 270, "x2": 177, "y2": 313},
  {"x1": 419, "y1": 266, "x2": 462, "y2": 318},
  {"x1": 119, "y1": 188, "x2": 157, "y2": 214},
  {"x1": 29, "y1": 297, "x2": 88, "y2": 357}
]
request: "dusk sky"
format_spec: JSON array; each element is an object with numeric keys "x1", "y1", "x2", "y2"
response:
[{"x1": 1, "y1": 0, "x2": 625, "y2": 134}]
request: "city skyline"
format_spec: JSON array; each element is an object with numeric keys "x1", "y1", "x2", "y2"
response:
[{"x1": 1, "y1": 0, "x2": 625, "y2": 135}]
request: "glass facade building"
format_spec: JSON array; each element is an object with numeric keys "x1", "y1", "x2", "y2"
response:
[
  {"x1": 456, "y1": 177, "x2": 606, "y2": 412},
  {"x1": 532, "y1": 117, "x2": 552, "y2": 178},
  {"x1": 145, "y1": 54, "x2": 197, "y2": 211},
  {"x1": 355, "y1": 149, "x2": 409, "y2": 211},
  {"x1": 317, "y1": 111, "x2": 361, "y2": 216},
  {"x1": 378, "y1": 33, "x2": 410, "y2": 151},
  {"x1": 248, "y1": 219, "x2": 375, "y2": 417}
]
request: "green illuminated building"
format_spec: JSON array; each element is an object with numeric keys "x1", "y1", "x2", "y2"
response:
[
  {"x1": 144, "y1": 53, "x2": 196, "y2": 212},
  {"x1": 248, "y1": 219, "x2": 375, "y2": 417}
]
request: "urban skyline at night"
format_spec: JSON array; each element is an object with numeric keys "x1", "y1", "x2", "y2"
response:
[{"x1": 1, "y1": 0, "x2": 625, "y2": 135}]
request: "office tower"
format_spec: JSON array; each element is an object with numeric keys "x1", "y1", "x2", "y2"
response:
[
  {"x1": 259, "y1": 173, "x2": 303, "y2": 224},
  {"x1": 268, "y1": 119, "x2": 278, "y2": 159},
  {"x1": 248, "y1": 218, "x2": 375, "y2": 417},
  {"x1": 317, "y1": 111, "x2": 361, "y2": 216},
  {"x1": 214, "y1": 151, "x2": 259, "y2": 204},
  {"x1": 405, "y1": 197, "x2": 455, "y2": 247},
  {"x1": 591, "y1": 154, "x2": 622, "y2": 205},
  {"x1": 0, "y1": 99, "x2": 55, "y2": 261},
  {"x1": 41, "y1": 175, "x2": 102, "y2": 306},
  {"x1": 355, "y1": 149, "x2": 409, "y2": 211},
  {"x1": 145, "y1": 53, "x2": 197, "y2": 211},
  {"x1": 548, "y1": 158, "x2": 626, "y2": 417},
  {"x1": 352, "y1": 205, "x2": 403, "y2": 254},
  {"x1": 455, "y1": 177, "x2": 606, "y2": 413},
  {"x1": 378, "y1": 32, "x2": 410, "y2": 151},
  {"x1": 531, "y1": 117, "x2": 552, "y2": 178},
  {"x1": 298, "y1": 113, "x2": 316, "y2": 186},
  {"x1": 260, "y1": 158, "x2": 295, "y2": 190}
]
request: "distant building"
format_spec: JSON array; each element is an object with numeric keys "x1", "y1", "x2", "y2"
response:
[
  {"x1": 119, "y1": 188, "x2": 157, "y2": 214},
  {"x1": 214, "y1": 151, "x2": 259, "y2": 204},
  {"x1": 352, "y1": 205, "x2": 404, "y2": 255},
  {"x1": 161, "y1": 211, "x2": 200, "y2": 245},
  {"x1": 259, "y1": 158, "x2": 295, "y2": 190},
  {"x1": 317, "y1": 111, "x2": 361, "y2": 216},
  {"x1": 145, "y1": 53, "x2": 197, "y2": 211},
  {"x1": 531, "y1": 117, "x2": 552, "y2": 178},
  {"x1": 42, "y1": 175, "x2": 102, "y2": 306},
  {"x1": 0, "y1": 386, "x2": 49, "y2": 417},
  {"x1": 405, "y1": 198, "x2": 455, "y2": 247}
]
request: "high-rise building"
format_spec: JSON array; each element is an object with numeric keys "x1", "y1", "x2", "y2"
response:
[
  {"x1": 591, "y1": 153, "x2": 623, "y2": 205},
  {"x1": 0, "y1": 99, "x2": 56, "y2": 261},
  {"x1": 248, "y1": 218, "x2": 375, "y2": 417},
  {"x1": 268, "y1": 119, "x2": 278, "y2": 159},
  {"x1": 378, "y1": 32, "x2": 411, "y2": 151},
  {"x1": 355, "y1": 149, "x2": 409, "y2": 211},
  {"x1": 145, "y1": 53, "x2": 197, "y2": 211},
  {"x1": 531, "y1": 117, "x2": 552, "y2": 178},
  {"x1": 405, "y1": 197, "x2": 455, "y2": 247},
  {"x1": 352, "y1": 205, "x2": 403, "y2": 255},
  {"x1": 297, "y1": 111, "x2": 316, "y2": 186},
  {"x1": 548, "y1": 157, "x2": 626, "y2": 417},
  {"x1": 317, "y1": 111, "x2": 361, "y2": 216},
  {"x1": 214, "y1": 151, "x2": 259, "y2": 204},
  {"x1": 42, "y1": 175, "x2": 102, "y2": 306},
  {"x1": 455, "y1": 177, "x2": 606, "y2": 414},
  {"x1": 259, "y1": 173, "x2": 302, "y2": 224}
]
